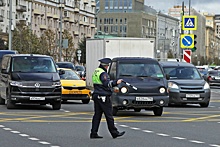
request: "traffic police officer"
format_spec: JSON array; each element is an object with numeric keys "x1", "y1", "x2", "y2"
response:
[{"x1": 90, "y1": 58, "x2": 125, "y2": 139}]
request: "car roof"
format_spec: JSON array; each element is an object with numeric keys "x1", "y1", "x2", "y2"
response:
[
  {"x1": 4, "y1": 54, "x2": 51, "y2": 58},
  {"x1": 112, "y1": 57, "x2": 158, "y2": 63},
  {"x1": 57, "y1": 68, "x2": 72, "y2": 71},
  {"x1": 159, "y1": 61, "x2": 195, "y2": 67}
]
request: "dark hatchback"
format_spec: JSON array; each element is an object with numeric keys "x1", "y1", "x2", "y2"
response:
[
  {"x1": 160, "y1": 61, "x2": 211, "y2": 107},
  {"x1": 206, "y1": 70, "x2": 220, "y2": 86},
  {"x1": 108, "y1": 57, "x2": 169, "y2": 116},
  {"x1": 56, "y1": 62, "x2": 76, "y2": 70}
]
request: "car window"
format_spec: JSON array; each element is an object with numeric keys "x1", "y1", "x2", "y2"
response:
[
  {"x1": 12, "y1": 56, "x2": 57, "y2": 73},
  {"x1": 164, "y1": 67, "x2": 202, "y2": 80},
  {"x1": 56, "y1": 62, "x2": 75, "y2": 70},
  {"x1": 60, "y1": 70, "x2": 80, "y2": 80}
]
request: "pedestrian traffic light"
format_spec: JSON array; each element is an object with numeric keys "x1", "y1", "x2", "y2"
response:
[{"x1": 192, "y1": 34, "x2": 197, "y2": 52}]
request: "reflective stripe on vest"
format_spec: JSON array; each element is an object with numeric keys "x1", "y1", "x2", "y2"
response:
[{"x1": 92, "y1": 68, "x2": 105, "y2": 84}]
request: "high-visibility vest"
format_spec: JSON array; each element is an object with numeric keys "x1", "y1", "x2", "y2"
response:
[{"x1": 92, "y1": 68, "x2": 105, "y2": 84}]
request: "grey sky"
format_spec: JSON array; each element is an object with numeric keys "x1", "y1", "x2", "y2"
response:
[{"x1": 144, "y1": 0, "x2": 220, "y2": 14}]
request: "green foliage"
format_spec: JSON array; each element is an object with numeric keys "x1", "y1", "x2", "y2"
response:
[
  {"x1": 76, "y1": 37, "x2": 86, "y2": 64},
  {"x1": 167, "y1": 49, "x2": 174, "y2": 58},
  {"x1": 62, "y1": 29, "x2": 75, "y2": 62}
]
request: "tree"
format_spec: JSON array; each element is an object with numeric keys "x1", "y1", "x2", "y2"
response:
[
  {"x1": 76, "y1": 37, "x2": 86, "y2": 64},
  {"x1": 62, "y1": 29, "x2": 76, "y2": 62},
  {"x1": 167, "y1": 49, "x2": 174, "y2": 58}
]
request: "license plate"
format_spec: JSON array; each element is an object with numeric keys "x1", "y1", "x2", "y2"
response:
[
  {"x1": 215, "y1": 77, "x2": 220, "y2": 79},
  {"x1": 136, "y1": 97, "x2": 153, "y2": 101},
  {"x1": 186, "y1": 94, "x2": 200, "y2": 98},
  {"x1": 30, "y1": 97, "x2": 45, "y2": 100},
  {"x1": 69, "y1": 91, "x2": 82, "y2": 94}
]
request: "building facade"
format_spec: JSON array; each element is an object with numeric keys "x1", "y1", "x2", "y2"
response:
[
  {"x1": 156, "y1": 12, "x2": 179, "y2": 60},
  {"x1": 96, "y1": 0, "x2": 157, "y2": 38},
  {"x1": 0, "y1": 0, "x2": 96, "y2": 61}
]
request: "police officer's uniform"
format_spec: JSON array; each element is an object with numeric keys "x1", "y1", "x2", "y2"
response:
[{"x1": 90, "y1": 58, "x2": 125, "y2": 139}]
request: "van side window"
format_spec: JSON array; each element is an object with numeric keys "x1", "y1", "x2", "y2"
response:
[{"x1": 109, "y1": 62, "x2": 116, "y2": 79}]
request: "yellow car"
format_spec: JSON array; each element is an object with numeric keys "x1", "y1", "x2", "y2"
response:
[{"x1": 58, "y1": 68, "x2": 91, "y2": 104}]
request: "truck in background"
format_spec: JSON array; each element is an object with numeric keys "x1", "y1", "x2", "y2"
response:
[{"x1": 86, "y1": 38, "x2": 155, "y2": 88}]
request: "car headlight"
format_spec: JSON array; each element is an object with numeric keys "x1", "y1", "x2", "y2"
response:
[
  {"x1": 159, "y1": 87, "x2": 166, "y2": 93},
  {"x1": 204, "y1": 82, "x2": 210, "y2": 89},
  {"x1": 121, "y1": 87, "x2": 128, "y2": 93},
  {"x1": 168, "y1": 82, "x2": 179, "y2": 89},
  {"x1": 52, "y1": 81, "x2": 61, "y2": 86},
  {"x1": 10, "y1": 81, "x2": 22, "y2": 86}
]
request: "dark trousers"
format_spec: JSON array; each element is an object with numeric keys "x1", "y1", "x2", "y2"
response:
[{"x1": 91, "y1": 94, "x2": 119, "y2": 137}]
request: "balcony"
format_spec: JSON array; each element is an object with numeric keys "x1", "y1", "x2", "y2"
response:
[
  {"x1": 47, "y1": 12, "x2": 53, "y2": 18},
  {"x1": 83, "y1": 0, "x2": 88, "y2": 4},
  {"x1": 91, "y1": 1, "x2": 96, "y2": 7},
  {"x1": 59, "y1": 4, "x2": 65, "y2": 8},
  {"x1": 40, "y1": 25, "x2": 47, "y2": 30},
  {"x1": 84, "y1": 22, "x2": 89, "y2": 27},
  {"x1": 0, "y1": 15, "x2": 3, "y2": 22},
  {"x1": 69, "y1": 18, "x2": 75, "y2": 23},
  {"x1": 53, "y1": 14, "x2": 59, "y2": 20},
  {"x1": 74, "y1": 31, "x2": 79, "y2": 36},
  {"x1": 86, "y1": 34, "x2": 91, "y2": 38},
  {"x1": 16, "y1": 5, "x2": 27, "y2": 12},
  {"x1": 63, "y1": 17, "x2": 69, "y2": 22},
  {"x1": 16, "y1": 19, "x2": 26, "y2": 25},
  {"x1": 79, "y1": 21, "x2": 84, "y2": 25},
  {"x1": 90, "y1": 23, "x2": 95, "y2": 28},
  {"x1": 74, "y1": 8, "x2": 79, "y2": 13},
  {"x1": 33, "y1": 9, "x2": 41, "y2": 15}
]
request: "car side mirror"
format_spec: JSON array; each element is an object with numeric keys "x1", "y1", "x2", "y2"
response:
[
  {"x1": 166, "y1": 74, "x2": 170, "y2": 80},
  {"x1": 58, "y1": 69, "x2": 65, "y2": 75}
]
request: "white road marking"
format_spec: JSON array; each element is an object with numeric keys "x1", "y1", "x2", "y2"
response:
[
  {"x1": 29, "y1": 138, "x2": 40, "y2": 141},
  {"x1": 0, "y1": 125, "x2": 5, "y2": 127},
  {"x1": 172, "y1": 137, "x2": 186, "y2": 140},
  {"x1": 119, "y1": 125, "x2": 129, "y2": 127},
  {"x1": 3, "y1": 128, "x2": 12, "y2": 130},
  {"x1": 157, "y1": 133, "x2": 170, "y2": 137},
  {"x1": 130, "y1": 127, "x2": 140, "y2": 130},
  {"x1": 209, "y1": 144, "x2": 220, "y2": 147},
  {"x1": 142, "y1": 130, "x2": 154, "y2": 133},
  {"x1": 39, "y1": 141, "x2": 51, "y2": 145},
  {"x1": 11, "y1": 131, "x2": 20, "y2": 133},
  {"x1": 19, "y1": 134, "x2": 29, "y2": 137},
  {"x1": 189, "y1": 140, "x2": 205, "y2": 144}
]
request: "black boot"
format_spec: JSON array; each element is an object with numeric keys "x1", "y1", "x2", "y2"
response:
[
  {"x1": 113, "y1": 131, "x2": 125, "y2": 139},
  {"x1": 90, "y1": 133, "x2": 103, "y2": 139}
]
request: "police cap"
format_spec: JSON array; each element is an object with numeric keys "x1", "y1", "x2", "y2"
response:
[{"x1": 98, "y1": 58, "x2": 112, "y2": 65}]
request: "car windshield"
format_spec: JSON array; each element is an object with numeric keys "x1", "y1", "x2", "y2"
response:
[
  {"x1": 12, "y1": 56, "x2": 57, "y2": 73},
  {"x1": 163, "y1": 67, "x2": 202, "y2": 80},
  {"x1": 209, "y1": 71, "x2": 220, "y2": 76},
  {"x1": 75, "y1": 66, "x2": 85, "y2": 71},
  {"x1": 60, "y1": 70, "x2": 80, "y2": 80},
  {"x1": 118, "y1": 63, "x2": 164, "y2": 78}
]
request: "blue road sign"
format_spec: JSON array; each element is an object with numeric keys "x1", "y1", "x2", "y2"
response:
[
  {"x1": 181, "y1": 34, "x2": 194, "y2": 48},
  {"x1": 182, "y1": 16, "x2": 197, "y2": 30}
]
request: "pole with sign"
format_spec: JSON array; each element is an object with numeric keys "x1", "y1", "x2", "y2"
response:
[{"x1": 77, "y1": 50, "x2": 82, "y2": 64}]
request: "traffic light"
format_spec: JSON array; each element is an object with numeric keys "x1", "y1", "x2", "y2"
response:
[{"x1": 192, "y1": 34, "x2": 197, "y2": 52}]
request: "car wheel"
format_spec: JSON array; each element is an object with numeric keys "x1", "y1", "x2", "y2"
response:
[
  {"x1": 153, "y1": 107, "x2": 163, "y2": 116},
  {"x1": 200, "y1": 102, "x2": 209, "y2": 107},
  {"x1": 134, "y1": 108, "x2": 141, "y2": 112},
  {"x1": 0, "y1": 96, "x2": 5, "y2": 105},
  {"x1": 52, "y1": 101, "x2": 61, "y2": 110},
  {"x1": 112, "y1": 107, "x2": 118, "y2": 116},
  {"x1": 82, "y1": 99, "x2": 90, "y2": 104}
]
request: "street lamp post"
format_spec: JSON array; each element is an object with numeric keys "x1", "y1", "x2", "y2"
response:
[
  {"x1": 9, "y1": 0, "x2": 12, "y2": 50},
  {"x1": 59, "y1": 0, "x2": 64, "y2": 61}
]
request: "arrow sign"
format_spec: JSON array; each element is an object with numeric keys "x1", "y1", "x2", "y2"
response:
[{"x1": 181, "y1": 34, "x2": 194, "y2": 48}]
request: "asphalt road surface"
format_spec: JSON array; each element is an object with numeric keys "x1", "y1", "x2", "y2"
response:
[{"x1": 0, "y1": 88, "x2": 220, "y2": 147}]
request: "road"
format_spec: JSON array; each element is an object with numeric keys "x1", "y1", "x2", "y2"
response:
[{"x1": 0, "y1": 88, "x2": 220, "y2": 147}]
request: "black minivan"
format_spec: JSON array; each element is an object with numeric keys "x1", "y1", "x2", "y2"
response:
[
  {"x1": 0, "y1": 54, "x2": 63, "y2": 109},
  {"x1": 108, "y1": 57, "x2": 169, "y2": 116}
]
